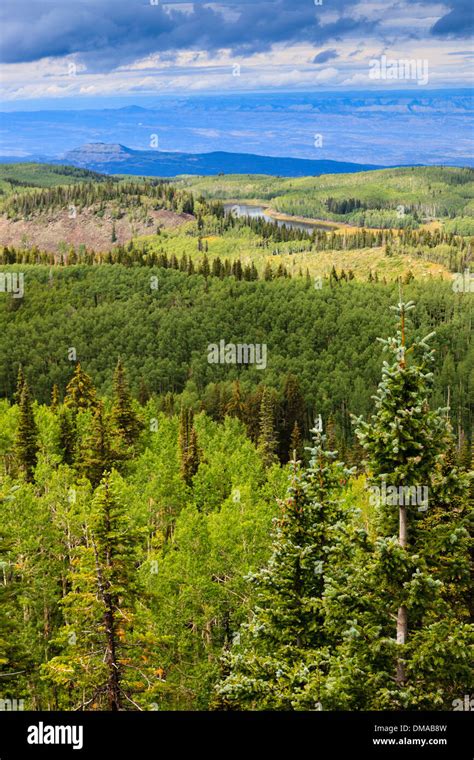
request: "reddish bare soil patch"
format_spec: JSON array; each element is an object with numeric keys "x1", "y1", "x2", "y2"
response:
[{"x1": 0, "y1": 205, "x2": 193, "y2": 253}]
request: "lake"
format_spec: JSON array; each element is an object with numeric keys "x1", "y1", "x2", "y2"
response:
[{"x1": 223, "y1": 203, "x2": 329, "y2": 233}]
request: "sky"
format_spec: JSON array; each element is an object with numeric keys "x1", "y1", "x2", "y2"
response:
[{"x1": 0, "y1": 0, "x2": 473, "y2": 105}]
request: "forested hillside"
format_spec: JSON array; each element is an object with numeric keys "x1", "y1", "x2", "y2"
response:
[
  {"x1": 0, "y1": 266, "x2": 472, "y2": 450},
  {"x1": 178, "y1": 166, "x2": 474, "y2": 229},
  {"x1": 0, "y1": 163, "x2": 111, "y2": 193},
  {"x1": 0, "y1": 308, "x2": 472, "y2": 710},
  {"x1": 0, "y1": 165, "x2": 472, "y2": 713},
  {"x1": 1, "y1": 166, "x2": 471, "y2": 278}
]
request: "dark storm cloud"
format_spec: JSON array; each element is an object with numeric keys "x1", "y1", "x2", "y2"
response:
[
  {"x1": 0, "y1": 0, "x2": 375, "y2": 67},
  {"x1": 313, "y1": 49, "x2": 339, "y2": 64},
  {"x1": 431, "y1": 0, "x2": 474, "y2": 37},
  {"x1": 0, "y1": 0, "x2": 471, "y2": 69}
]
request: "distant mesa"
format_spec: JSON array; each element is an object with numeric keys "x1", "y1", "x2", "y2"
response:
[
  {"x1": 60, "y1": 143, "x2": 382, "y2": 178},
  {"x1": 62, "y1": 143, "x2": 136, "y2": 163},
  {"x1": 116, "y1": 105, "x2": 149, "y2": 113}
]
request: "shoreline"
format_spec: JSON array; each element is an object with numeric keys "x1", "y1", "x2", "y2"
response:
[
  {"x1": 223, "y1": 198, "x2": 348, "y2": 230},
  {"x1": 222, "y1": 199, "x2": 441, "y2": 235}
]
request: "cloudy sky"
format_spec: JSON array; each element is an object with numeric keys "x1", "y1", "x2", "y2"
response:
[{"x1": 0, "y1": 0, "x2": 472, "y2": 104}]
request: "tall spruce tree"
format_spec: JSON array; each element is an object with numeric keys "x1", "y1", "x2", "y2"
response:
[
  {"x1": 0, "y1": 519, "x2": 27, "y2": 696},
  {"x1": 64, "y1": 363, "x2": 98, "y2": 412},
  {"x1": 111, "y1": 359, "x2": 142, "y2": 447},
  {"x1": 226, "y1": 380, "x2": 245, "y2": 421},
  {"x1": 81, "y1": 403, "x2": 117, "y2": 487},
  {"x1": 13, "y1": 365, "x2": 25, "y2": 405},
  {"x1": 217, "y1": 431, "x2": 351, "y2": 709},
  {"x1": 178, "y1": 408, "x2": 200, "y2": 486},
  {"x1": 322, "y1": 302, "x2": 472, "y2": 709},
  {"x1": 258, "y1": 387, "x2": 279, "y2": 468},
  {"x1": 137, "y1": 378, "x2": 150, "y2": 407},
  {"x1": 281, "y1": 373, "x2": 306, "y2": 461},
  {"x1": 58, "y1": 407, "x2": 77, "y2": 466},
  {"x1": 15, "y1": 382, "x2": 39, "y2": 482},
  {"x1": 289, "y1": 421, "x2": 304, "y2": 462},
  {"x1": 43, "y1": 473, "x2": 155, "y2": 710}
]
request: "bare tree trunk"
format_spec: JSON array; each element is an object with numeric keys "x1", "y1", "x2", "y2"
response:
[
  {"x1": 93, "y1": 541, "x2": 122, "y2": 711},
  {"x1": 103, "y1": 596, "x2": 121, "y2": 711},
  {"x1": 396, "y1": 505, "x2": 408, "y2": 684},
  {"x1": 399, "y1": 505, "x2": 407, "y2": 548}
]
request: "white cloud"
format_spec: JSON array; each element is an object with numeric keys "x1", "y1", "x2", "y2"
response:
[{"x1": 1, "y1": 33, "x2": 472, "y2": 103}]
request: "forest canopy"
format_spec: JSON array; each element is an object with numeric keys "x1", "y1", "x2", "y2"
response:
[{"x1": 0, "y1": 165, "x2": 472, "y2": 713}]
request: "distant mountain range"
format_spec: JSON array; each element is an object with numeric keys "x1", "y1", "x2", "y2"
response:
[
  {"x1": 1, "y1": 93, "x2": 472, "y2": 168},
  {"x1": 51, "y1": 143, "x2": 382, "y2": 177}
]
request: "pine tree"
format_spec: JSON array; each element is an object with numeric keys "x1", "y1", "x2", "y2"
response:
[
  {"x1": 187, "y1": 426, "x2": 199, "y2": 482},
  {"x1": 178, "y1": 407, "x2": 187, "y2": 475},
  {"x1": 424, "y1": 431, "x2": 472, "y2": 619},
  {"x1": 458, "y1": 433, "x2": 471, "y2": 470},
  {"x1": 81, "y1": 403, "x2": 117, "y2": 487},
  {"x1": 200, "y1": 254, "x2": 210, "y2": 277},
  {"x1": 0, "y1": 517, "x2": 27, "y2": 693},
  {"x1": 356, "y1": 302, "x2": 445, "y2": 684},
  {"x1": 90, "y1": 475, "x2": 130, "y2": 709},
  {"x1": 13, "y1": 365, "x2": 25, "y2": 405},
  {"x1": 263, "y1": 262, "x2": 273, "y2": 281},
  {"x1": 43, "y1": 473, "x2": 156, "y2": 710},
  {"x1": 58, "y1": 407, "x2": 77, "y2": 466},
  {"x1": 162, "y1": 391, "x2": 175, "y2": 417},
  {"x1": 15, "y1": 382, "x2": 39, "y2": 482},
  {"x1": 281, "y1": 373, "x2": 306, "y2": 461},
  {"x1": 178, "y1": 408, "x2": 200, "y2": 486},
  {"x1": 50, "y1": 384, "x2": 60, "y2": 412},
  {"x1": 226, "y1": 380, "x2": 245, "y2": 421},
  {"x1": 243, "y1": 385, "x2": 264, "y2": 443},
  {"x1": 326, "y1": 414, "x2": 337, "y2": 452},
  {"x1": 64, "y1": 363, "x2": 98, "y2": 412},
  {"x1": 217, "y1": 432, "x2": 351, "y2": 709},
  {"x1": 324, "y1": 302, "x2": 473, "y2": 709},
  {"x1": 289, "y1": 421, "x2": 304, "y2": 461},
  {"x1": 470, "y1": 441, "x2": 474, "y2": 505},
  {"x1": 137, "y1": 378, "x2": 150, "y2": 407},
  {"x1": 111, "y1": 359, "x2": 142, "y2": 447},
  {"x1": 258, "y1": 387, "x2": 278, "y2": 467}
]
